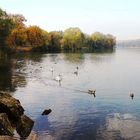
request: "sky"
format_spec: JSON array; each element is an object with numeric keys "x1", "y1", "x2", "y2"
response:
[{"x1": 1, "y1": 0, "x2": 140, "y2": 40}]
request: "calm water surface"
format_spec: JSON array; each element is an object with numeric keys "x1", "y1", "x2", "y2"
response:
[{"x1": 1, "y1": 47, "x2": 140, "y2": 140}]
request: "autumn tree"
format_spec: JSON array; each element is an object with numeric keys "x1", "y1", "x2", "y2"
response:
[
  {"x1": 0, "y1": 9, "x2": 14, "y2": 47},
  {"x1": 0, "y1": 8, "x2": 27, "y2": 49},
  {"x1": 48, "y1": 31, "x2": 63, "y2": 51},
  {"x1": 26, "y1": 26, "x2": 46, "y2": 48},
  {"x1": 0, "y1": 8, "x2": 116, "y2": 52},
  {"x1": 6, "y1": 27, "x2": 27, "y2": 48},
  {"x1": 61, "y1": 27, "x2": 84, "y2": 50}
]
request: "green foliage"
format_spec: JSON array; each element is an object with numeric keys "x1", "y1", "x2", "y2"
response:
[
  {"x1": 61, "y1": 27, "x2": 84, "y2": 50},
  {"x1": 0, "y1": 9, "x2": 14, "y2": 47},
  {"x1": 0, "y1": 8, "x2": 116, "y2": 52},
  {"x1": 81, "y1": 32, "x2": 116, "y2": 51}
]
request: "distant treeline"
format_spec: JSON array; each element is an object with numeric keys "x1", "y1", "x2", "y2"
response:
[{"x1": 0, "y1": 8, "x2": 116, "y2": 52}]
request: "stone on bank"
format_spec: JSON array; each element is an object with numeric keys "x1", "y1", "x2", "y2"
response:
[{"x1": 0, "y1": 92, "x2": 34, "y2": 139}]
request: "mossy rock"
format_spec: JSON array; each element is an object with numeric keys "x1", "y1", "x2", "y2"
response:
[
  {"x1": 0, "y1": 113, "x2": 14, "y2": 136},
  {"x1": 0, "y1": 92, "x2": 24, "y2": 121},
  {"x1": 16, "y1": 115, "x2": 34, "y2": 139}
]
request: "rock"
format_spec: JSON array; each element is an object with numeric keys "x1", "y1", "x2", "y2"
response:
[
  {"x1": 0, "y1": 92, "x2": 34, "y2": 139},
  {"x1": 16, "y1": 115, "x2": 34, "y2": 139},
  {"x1": 0, "y1": 113, "x2": 14, "y2": 136},
  {"x1": 0, "y1": 92, "x2": 24, "y2": 121},
  {"x1": 42, "y1": 109, "x2": 52, "y2": 115}
]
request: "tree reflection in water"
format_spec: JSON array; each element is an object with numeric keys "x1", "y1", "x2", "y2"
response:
[
  {"x1": 64, "y1": 53, "x2": 85, "y2": 64},
  {"x1": 0, "y1": 51, "x2": 44, "y2": 93}
]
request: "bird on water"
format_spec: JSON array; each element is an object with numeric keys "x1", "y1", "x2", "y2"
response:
[
  {"x1": 88, "y1": 89, "x2": 96, "y2": 97},
  {"x1": 55, "y1": 74, "x2": 62, "y2": 86},
  {"x1": 129, "y1": 92, "x2": 134, "y2": 99}
]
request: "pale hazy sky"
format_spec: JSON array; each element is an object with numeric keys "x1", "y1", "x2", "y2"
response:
[{"x1": 1, "y1": 0, "x2": 140, "y2": 40}]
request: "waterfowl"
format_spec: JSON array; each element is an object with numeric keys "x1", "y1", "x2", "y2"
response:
[
  {"x1": 55, "y1": 74, "x2": 62, "y2": 82},
  {"x1": 74, "y1": 66, "x2": 79, "y2": 75},
  {"x1": 129, "y1": 92, "x2": 134, "y2": 99},
  {"x1": 50, "y1": 67, "x2": 54, "y2": 73},
  {"x1": 74, "y1": 71, "x2": 78, "y2": 75},
  {"x1": 88, "y1": 89, "x2": 96, "y2": 97}
]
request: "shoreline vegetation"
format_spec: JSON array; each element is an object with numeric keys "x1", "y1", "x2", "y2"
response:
[{"x1": 0, "y1": 8, "x2": 116, "y2": 53}]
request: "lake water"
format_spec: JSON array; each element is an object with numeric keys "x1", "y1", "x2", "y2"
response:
[{"x1": 1, "y1": 47, "x2": 140, "y2": 140}]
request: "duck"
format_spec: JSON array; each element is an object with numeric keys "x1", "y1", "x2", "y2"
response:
[
  {"x1": 129, "y1": 92, "x2": 134, "y2": 99},
  {"x1": 88, "y1": 89, "x2": 96, "y2": 97},
  {"x1": 74, "y1": 71, "x2": 78, "y2": 75}
]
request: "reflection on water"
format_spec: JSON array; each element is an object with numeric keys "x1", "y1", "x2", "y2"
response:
[
  {"x1": 1, "y1": 48, "x2": 140, "y2": 139},
  {"x1": 98, "y1": 113, "x2": 140, "y2": 140},
  {"x1": 0, "y1": 51, "x2": 45, "y2": 93},
  {"x1": 64, "y1": 53, "x2": 85, "y2": 63},
  {"x1": 0, "y1": 51, "x2": 27, "y2": 92}
]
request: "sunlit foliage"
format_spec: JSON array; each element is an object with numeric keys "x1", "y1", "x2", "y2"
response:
[
  {"x1": 0, "y1": 8, "x2": 116, "y2": 52},
  {"x1": 6, "y1": 27, "x2": 27, "y2": 48},
  {"x1": 61, "y1": 27, "x2": 84, "y2": 50},
  {"x1": 26, "y1": 26, "x2": 46, "y2": 48}
]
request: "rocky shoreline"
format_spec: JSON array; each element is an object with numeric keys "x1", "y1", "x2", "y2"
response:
[{"x1": 0, "y1": 92, "x2": 34, "y2": 139}]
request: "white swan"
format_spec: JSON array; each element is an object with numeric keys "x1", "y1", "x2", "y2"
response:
[
  {"x1": 50, "y1": 67, "x2": 54, "y2": 73},
  {"x1": 74, "y1": 66, "x2": 79, "y2": 75},
  {"x1": 55, "y1": 74, "x2": 62, "y2": 82}
]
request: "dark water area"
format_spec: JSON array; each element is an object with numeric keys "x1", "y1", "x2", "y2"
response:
[{"x1": 1, "y1": 47, "x2": 140, "y2": 140}]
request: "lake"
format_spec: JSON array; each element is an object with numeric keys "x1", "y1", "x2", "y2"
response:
[{"x1": 1, "y1": 47, "x2": 140, "y2": 140}]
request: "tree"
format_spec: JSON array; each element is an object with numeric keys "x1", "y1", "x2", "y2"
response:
[
  {"x1": 0, "y1": 8, "x2": 27, "y2": 49},
  {"x1": 61, "y1": 27, "x2": 84, "y2": 50},
  {"x1": 0, "y1": 8, "x2": 116, "y2": 52},
  {"x1": 104, "y1": 34, "x2": 116, "y2": 48},
  {"x1": 9, "y1": 14, "x2": 26, "y2": 29},
  {"x1": 0, "y1": 9, "x2": 14, "y2": 47},
  {"x1": 48, "y1": 31, "x2": 63, "y2": 51},
  {"x1": 90, "y1": 32, "x2": 116, "y2": 49},
  {"x1": 6, "y1": 27, "x2": 27, "y2": 48},
  {"x1": 26, "y1": 26, "x2": 46, "y2": 48}
]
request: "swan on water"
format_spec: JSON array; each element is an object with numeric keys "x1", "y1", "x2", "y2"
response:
[
  {"x1": 55, "y1": 74, "x2": 62, "y2": 82},
  {"x1": 74, "y1": 66, "x2": 79, "y2": 75},
  {"x1": 50, "y1": 67, "x2": 54, "y2": 73}
]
